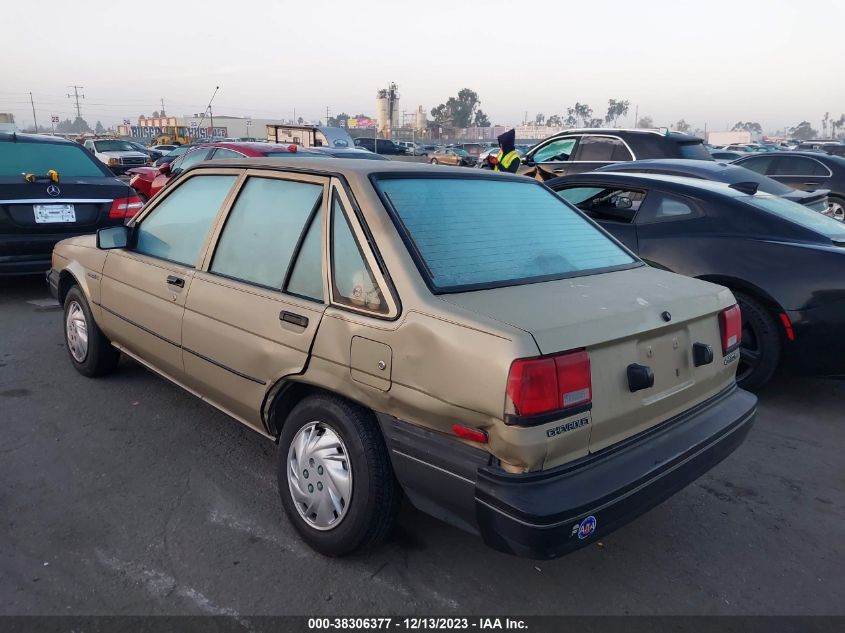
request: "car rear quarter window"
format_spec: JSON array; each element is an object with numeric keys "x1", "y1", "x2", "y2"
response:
[
  {"x1": 377, "y1": 178, "x2": 637, "y2": 292},
  {"x1": 210, "y1": 177, "x2": 322, "y2": 290},
  {"x1": 0, "y1": 141, "x2": 108, "y2": 177},
  {"x1": 331, "y1": 195, "x2": 386, "y2": 313},
  {"x1": 135, "y1": 175, "x2": 237, "y2": 266}
]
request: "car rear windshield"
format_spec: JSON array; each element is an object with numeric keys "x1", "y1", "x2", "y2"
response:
[
  {"x1": 377, "y1": 177, "x2": 638, "y2": 292},
  {"x1": 677, "y1": 141, "x2": 713, "y2": 160},
  {"x1": 744, "y1": 195, "x2": 845, "y2": 240},
  {"x1": 0, "y1": 141, "x2": 108, "y2": 177}
]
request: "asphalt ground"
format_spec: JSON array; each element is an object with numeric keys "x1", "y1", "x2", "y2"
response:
[{"x1": 1, "y1": 275, "x2": 843, "y2": 617}]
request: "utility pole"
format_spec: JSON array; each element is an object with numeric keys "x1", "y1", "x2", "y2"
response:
[
  {"x1": 326, "y1": 106, "x2": 331, "y2": 126},
  {"x1": 67, "y1": 85, "x2": 85, "y2": 119},
  {"x1": 29, "y1": 92, "x2": 38, "y2": 132},
  {"x1": 634, "y1": 105, "x2": 639, "y2": 127},
  {"x1": 160, "y1": 97, "x2": 166, "y2": 116}
]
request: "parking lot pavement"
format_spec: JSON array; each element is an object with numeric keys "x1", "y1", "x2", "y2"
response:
[{"x1": 1, "y1": 275, "x2": 843, "y2": 617}]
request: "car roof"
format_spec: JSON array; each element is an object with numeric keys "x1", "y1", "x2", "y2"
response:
[
  {"x1": 555, "y1": 170, "x2": 753, "y2": 198},
  {"x1": 0, "y1": 132, "x2": 79, "y2": 145},
  {"x1": 597, "y1": 158, "x2": 741, "y2": 175},
  {"x1": 189, "y1": 156, "x2": 522, "y2": 183},
  {"x1": 735, "y1": 150, "x2": 845, "y2": 166},
  {"x1": 547, "y1": 128, "x2": 703, "y2": 143}
]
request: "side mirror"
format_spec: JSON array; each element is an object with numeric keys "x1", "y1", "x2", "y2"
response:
[
  {"x1": 158, "y1": 162, "x2": 171, "y2": 175},
  {"x1": 522, "y1": 156, "x2": 535, "y2": 167},
  {"x1": 97, "y1": 225, "x2": 130, "y2": 250}
]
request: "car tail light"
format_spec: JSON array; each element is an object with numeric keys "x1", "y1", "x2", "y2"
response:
[
  {"x1": 506, "y1": 349, "x2": 591, "y2": 419},
  {"x1": 288, "y1": 144, "x2": 298, "y2": 152},
  {"x1": 109, "y1": 195, "x2": 144, "y2": 219},
  {"x1": 718, "y1": 305, "x2": 742, "y2": 354}
]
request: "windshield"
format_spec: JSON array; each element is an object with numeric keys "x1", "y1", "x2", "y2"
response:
[
  {"x1": 0, "y1": 141, "x2": 108, "y2": 177},
  {"x1": 377, "y1": 178, "x2": 638, "y2": 292},
  {"x1": 94, "y1": 140, "x2": 136, "y2": 152},
  {"x1": 678, "y1": 141, "x2": 713, "y2": 160},
  {"x1": 165, "y1": 147, "x2": 188, "y2": 157},
  {"x1": 744, "y1": 195, "x2": 845, "y2": 240}
]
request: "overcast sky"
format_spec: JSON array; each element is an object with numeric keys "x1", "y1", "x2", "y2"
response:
[{"x1": 1, "y1": 0, "x2": 842, "y2": 133}]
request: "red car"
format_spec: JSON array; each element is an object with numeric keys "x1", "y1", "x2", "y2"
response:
[{"x1": 127, "y1": 142, "x2": 324, "y2": 200}]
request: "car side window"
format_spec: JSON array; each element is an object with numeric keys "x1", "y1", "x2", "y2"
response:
[
  {"x1": 637, "y1": 192, "x2": 699, "y2": 223},
  {"x1": 285, "y1": 207, "x2": 324, "y2": 302},
  {"x1": 175, "y1": 148, "x2": 210, "y2": 171},
  {"x1": 736, "y1": 156, "x2": 774, "y2": 175},
  {"x1": 771, "y1": 156, "x2": 827, "y2": 176},
  {"x1": 572, "y1": 137, "x2": 633, "y2": 162},
  {"x1": 330, "y1": 195, "x2": 386, "y2": 314},
  {"x1": 556, "y1": 186, "x2": 644, "y2": 223},
  {"x1": 210, "y1": 177, "x2": 322, "y2": 290},
  {"x1": 533, "y1": 138, "x2": 578, "y2": 163},
  {"x1": 135, "y1": 175, "x2": 237, "y2": 266},
  {"x1": 211, "y1": 148, "x2": 244, "y2": 160}
]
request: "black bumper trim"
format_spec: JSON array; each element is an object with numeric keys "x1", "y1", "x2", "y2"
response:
[
  {"x1": 46, "y1": 268, "x2": 60, "y2": 300},
  {"x1": 475, "y1": 386, "x2": 757, "y2": 559}
]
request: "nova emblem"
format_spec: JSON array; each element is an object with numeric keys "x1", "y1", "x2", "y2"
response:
[{"x1": 46, "y1": 184, "x2": 61, "y2": 197}]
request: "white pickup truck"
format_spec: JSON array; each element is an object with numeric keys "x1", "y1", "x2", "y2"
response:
[{"x1": 82, "y1": 139, "x2": 149, "y2": 174}]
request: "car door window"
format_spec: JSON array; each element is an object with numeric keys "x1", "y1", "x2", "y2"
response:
[
  {"x1": 556, "y1": 186, "x2": 644, "y2": 223},
  {"x1": 771, "y1": 156, "x2": 828, "y2": 176},
  {"x1": 210, "y1": 177, "x2": 322, "y2": 290},
  {"x1": 637, "y1": 192, "x2": 699, "y2": 223},
  {"x1": 572, "y1": 137, "x2": 633, "y2": 162},
  {"x1": 285, "y1": 207, "x2": 324, "y2": 302},
  {"x1": 330, "y1": 195, "x2": 385, "y2": 314},
  {"x1": 135, "y1": 175, "x2": 237, "y2": 266},
  {"x1": 211, "y1": 148, "x2": 245, "y2": 160},
  {"x1": 736, "y1": 156, "x2": 774, "y2": 175},
  {"x1": 533, "y1": 138, "x2": 577, "y2": 163}
]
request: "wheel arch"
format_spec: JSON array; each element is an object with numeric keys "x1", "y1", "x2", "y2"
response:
[
  {"x1": 57, "y1": 268, "x2": 82, "y2": 305},
  {"x1": 262, "y1": 379, "x2": 375, "y2": 442},
  {"x1": 695, "y1": 274, "x2": 785, "y2": 315}
]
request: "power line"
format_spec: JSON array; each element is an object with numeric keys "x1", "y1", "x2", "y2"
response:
[{"x1": 67, "y1": 85, "x2": 85, "y2": 118}]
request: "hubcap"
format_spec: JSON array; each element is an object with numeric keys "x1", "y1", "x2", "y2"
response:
[
  {"x1": 287, "y1": 421, "x2": 352, "y2": 530},
  {"x1": 65, "y1": 300, "x2": 89, "y2": 363},
  {"x1": 830, "y1": 201, "x2": 844, "y2": 222}
]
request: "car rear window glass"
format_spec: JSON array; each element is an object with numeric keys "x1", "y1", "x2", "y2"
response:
[
  {"x1": 677, "y1": 142, "x2": 712, "y2": 160},
  {"x1": 573, "y1": 137, "x2": 632, "y2": 162},
  {"x1": 0, "y1": 141, "x2": 107, "y2": 177},
  {"x1": 286, "y1": 207, "x2": 324, "y2": 302},
  {"x1": 263, "y1": 152, "x2": 329, "y2": 158},
  {"x1": 734, "y1": 156, "x2": 773, "y2": 174},
  {"x1": 378, "y1": 178, "x2": 637, "y2": 292},
  {"x1": 771, "y1": 156, "x2": 829, "y2": 176},
  {"x1": 211, "y1": 177, "x2": 322, "y2": 289},
  {"x1": 93, "y1": 140, "x2": 136, "y2": 152},
  {"x1": 744, "y1": 195, "x2": 845, "y2": 240}
]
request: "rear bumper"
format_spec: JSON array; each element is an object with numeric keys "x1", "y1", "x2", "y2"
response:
[
  {"x1": 47, "y1": 267, "x2": 60, "y2": 300},
  {"x1": 380, "y1": 386, "x2": 756, "y2": 559},
  {"x1": 0, "y1": 233, "x2": 83, "y2": 275}
]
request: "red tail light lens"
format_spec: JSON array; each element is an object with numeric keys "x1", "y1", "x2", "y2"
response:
[
  {"x1": 719, "y1": 304, "x2": 742, "y2": 354},
  {"x1": 507, "y1": 350, "x2": 592, "y2": 419},
  {"x1": 109, "y1": 195, "x2": 144, "y2": 219}
]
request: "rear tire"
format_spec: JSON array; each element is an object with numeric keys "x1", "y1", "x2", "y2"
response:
[
  {"x1": 277, "y1": 394, "x2": 400, "y2": 556},
  {"x1": 734, "y1": 292, "x2": 780, "y2": 390},
  {"x1": 63, "y1": 286, "x2": 120, "y2": 377}
]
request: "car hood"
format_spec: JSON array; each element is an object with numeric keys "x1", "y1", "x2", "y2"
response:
[
  {"x1": 98, "y1": 150, "x2": 147, "y2": 158},
  {"x1": 439, "y1": 265, "x2": 735, "y2": 354}
]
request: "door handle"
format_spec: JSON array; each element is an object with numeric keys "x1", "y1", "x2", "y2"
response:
[
  {"x1": 166, "y1": 275, "x2": 185, "y2": 288},
  {"x1": 803, "y1": 182, "x2": 820, "y2": 187},
  {"x1": 280, "y1": 311, "x2": 308, "y2": 328}
]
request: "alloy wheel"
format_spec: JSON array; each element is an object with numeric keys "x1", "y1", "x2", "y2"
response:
[
  {"x1": 287, "y1": 421, "x2": 353, "y2": 531},
  {"x1": 829, "y1": 200, "x2": 845, "y2": 222},
  {"x1": 65, "y1": 300, "x2": 89, "y2": 363}
]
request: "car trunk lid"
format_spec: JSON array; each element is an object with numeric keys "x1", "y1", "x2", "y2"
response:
[{"x1": 441, "y1": 266, "x2": 737, "y2": 463}]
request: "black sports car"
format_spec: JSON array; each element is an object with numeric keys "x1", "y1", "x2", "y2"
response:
[
  {"x1": 594, "y1": 159, "x2": 831, "y2": 215},
  {"x1": 732, "y1": 151, "x2": 845, "y2": 222},
  {"x1": 547, "y1": 171, "x2": 845, "y2": 389},
  {"x1": 0, "y1": 133, "x2": 142, "y2": 275}
]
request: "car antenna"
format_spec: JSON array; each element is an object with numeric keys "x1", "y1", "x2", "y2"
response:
[{"x1": 729, "y1": 181, "x2": 759, "y2": 195}]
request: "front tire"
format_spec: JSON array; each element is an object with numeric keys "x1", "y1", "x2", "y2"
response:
[
  {"x1": 734, "y1": 292, "x2": 781, "y2": 390},
  {"x1": 63, "y1": 286, "x2": 120, "y2": 377},
  {"x1": 277, "y1": 394, "x2": 400, "y2": 556}
]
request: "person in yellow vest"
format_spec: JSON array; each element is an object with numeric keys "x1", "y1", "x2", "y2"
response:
[{"x1": 487, "y1": 128, "x2": 521, "y2": 173}]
